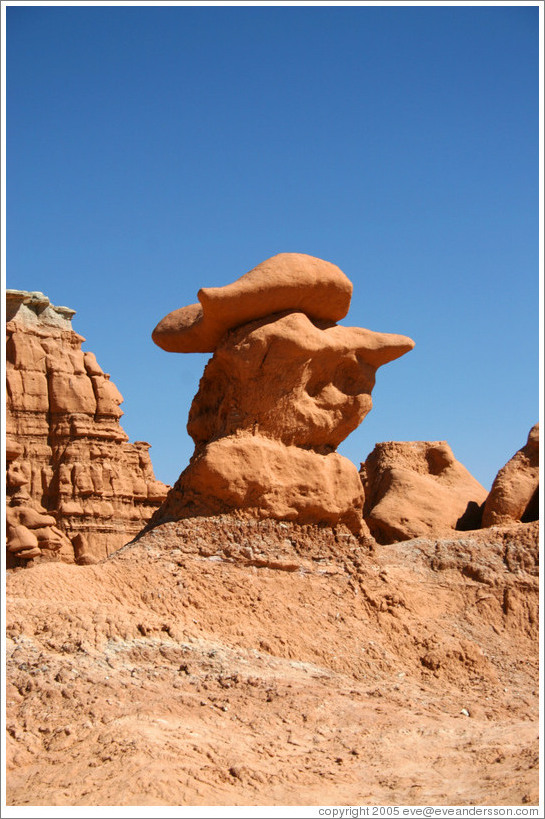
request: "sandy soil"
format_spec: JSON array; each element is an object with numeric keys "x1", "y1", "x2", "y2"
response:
[{"x1": 5, "y1": 516, "x2": 539, "y2": 807}]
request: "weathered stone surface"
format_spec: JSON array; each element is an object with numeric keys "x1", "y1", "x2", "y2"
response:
[
  {"x1": 5, "y1": 514, "x2": 539, "y2": 806},
  {"x1": 5, "y1": 436, "x2": 74, "y2": 564},
  {"x1": 6, "y1": 290, "x2": 169, "y2": 566},
  {"x1": 152, "y1": 252, "x2": 354, "y2": 353},
  {"x1": 482, "y1": 424, "x2": 539, "y2": 527},
  {"x1": 158, "y1": 434, "x2": 366, "y2": 534},
  {"x1": 360, "y1": 441, "x2": 488, "y2": 544},
  {"x1": 187, "y1": 311, "x2": 414, "y2": 452},
  {"x1": 152, "y1": 255, "x2": 414, "y2": 534}
]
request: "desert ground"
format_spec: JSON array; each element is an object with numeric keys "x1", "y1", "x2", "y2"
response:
[{"x1": 5, "y1": 516, "x2": 539, "y2": 807}]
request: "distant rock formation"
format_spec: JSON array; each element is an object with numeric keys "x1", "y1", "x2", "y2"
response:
[
  {"x1": 482, "y1": 424, "x2": 539, "y2": 527},
  {"x1": 360, "y1": 440, "x2": 488, "y2": 544},
  {"x1": 5, "y1": 289, "x2": 169, "y2": 566},
  {"x1": 152, "y1": 253, "x2": 414, "y2": 534}
]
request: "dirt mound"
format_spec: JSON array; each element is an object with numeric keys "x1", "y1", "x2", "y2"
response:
[{"x1": 5, "y1": 516, "x2": 539, "y2": 806}]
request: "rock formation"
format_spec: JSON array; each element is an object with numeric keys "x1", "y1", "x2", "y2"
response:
[
  {"x1": 151, "y1": 253, "x2": 414, "y2": 534},
  {"x1": 482, "y1": 424, "x2": 539, "y2": 527},
  {"x1": 5, "y1": 290, "x2": 169, "y2": 566},
  {"x1": 6, "y1": 436, "x2": 74, "y2": 564},
  {"x1": 360, "y1": 440, "x2": 488, "y2": 544}
]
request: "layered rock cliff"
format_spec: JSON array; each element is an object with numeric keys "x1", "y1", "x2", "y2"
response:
[{"x1": 5, "y1": 289, "x2": 168, "y2": 566}]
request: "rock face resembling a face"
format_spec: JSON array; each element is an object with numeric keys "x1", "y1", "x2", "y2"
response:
[
  {"x1": 151, "y1": 253, "x2": 415, "y2": 534},
  {"x1": 188, "y1": 311, "x2": 412, "y2": 453}
]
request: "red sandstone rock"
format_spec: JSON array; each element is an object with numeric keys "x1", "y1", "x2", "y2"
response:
[
  {"x1": 152, "y1": 252, "x2": 354, "y2": 353},
  {"x1": 188, "y1": 311, "x2": 414, "y2": 451},
  {"x1": 482, "y1": 424, "x2": 539, "y2": 527},
  {"x1": 5, "y1": 289, "x2": 169, "y2": 566},
  {"x1": 151, "y1": 256, "x2": 414, "y2": 534},
  {"x1": 159, "y1": 434, "x2": 367, "y2": 534},
  {"x1": 360, "y1": 441, "x2": 488, "y2": 544},
  {"x1": 5, "y1": 434, "x2": 74, "y2": 563}
]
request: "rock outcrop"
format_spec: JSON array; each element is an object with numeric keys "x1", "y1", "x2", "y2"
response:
[
  {"x1": 482, "y1": 424, "x2": 539, "y2": 527},
  {"x1": 152, "y1": 253, "x2": 414, "y2": 534},
  {"x1": 360, "y1": 440, "x2": 488, "y2": 544},
  {"x1": 5, "y1": 290, "x2": 169, "y2": 566}
]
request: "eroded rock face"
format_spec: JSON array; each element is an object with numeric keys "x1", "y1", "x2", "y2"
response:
[
  {"x1": 158, "y1": 435, "x2": 367, "y2": 535},
  {"x1": 152, "y1": 254, "x2": 414, "y2": 534},
  {"x1": 6, "y1": 290, "x2": 169, "y2": 565},
  {"x1": 360, "y1": 441, "x2": 488, "y2": 544},
  {"x1": 482, "y1": 424, "x2": 539, "y2": 527}
]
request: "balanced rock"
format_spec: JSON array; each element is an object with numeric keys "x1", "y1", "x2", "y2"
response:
[
  {"x1": 152, "y1": 254, "x2": 414, "y2": 534},
  {"x1": 6, "y1": 290, "x2": 169, "y2": 565},
  {"x1": 360, "y1": 441, "x2": 488, "y2": 544},
  {"x1": 482, "y1": 424, "x2": 539, "y2": 527},
  {"x1": 152, "y1": 252, "x2": 353, "y2": 354}
]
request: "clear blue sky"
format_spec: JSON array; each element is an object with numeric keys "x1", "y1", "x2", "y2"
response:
[{"x1": 6, "y1": 3, "x2": 540, "y2": 490}]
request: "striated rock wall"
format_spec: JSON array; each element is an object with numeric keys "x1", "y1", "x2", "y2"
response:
[{"x1": 5, "y1": 290, "x2": 169, "y2": 566}]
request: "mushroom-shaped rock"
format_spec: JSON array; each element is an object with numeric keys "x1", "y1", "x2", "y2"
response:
[{"x1": 150, "y1": 254, "x2": 414, "y2": 534}]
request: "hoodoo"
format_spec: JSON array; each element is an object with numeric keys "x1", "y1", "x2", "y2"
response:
[{"x1": 151, "y1": 253, "x2": 414, "y2": 533}]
